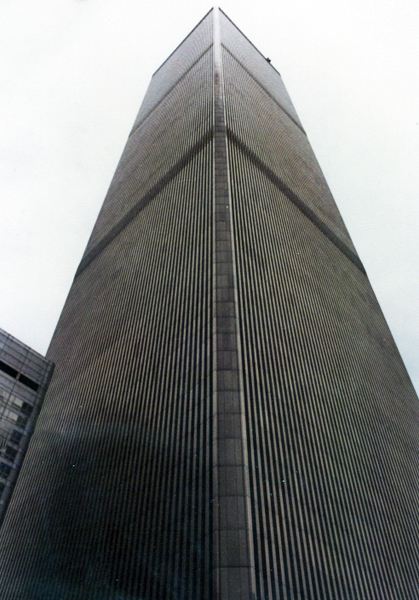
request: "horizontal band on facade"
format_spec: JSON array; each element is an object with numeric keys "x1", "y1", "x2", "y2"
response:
[
  {"x1": 227, "y1": 128, "x2": 366, "y2": 275},
  {"x1": 76, "y1": 126, "x2": 365, "y2": 279},
  {"x1": 152, "y1": 7, "x2": 214, "y2": 77},
  {"x1": 130, "y1": 44, "x2": 214, "y2": 137},
  {"x1": 75, "y1": 128, "x2": 214, "y2": 279},
  {"x1": 219, "y1": 8, "x2": 282, "y2": 79},
  {"x1": 221, "y1": 44, "x2": 306, "y2": 135}
]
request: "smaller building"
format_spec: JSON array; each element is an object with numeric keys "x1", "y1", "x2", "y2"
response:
[{"x1": 0, "y1": 329, "x2": 53, "y2": 525}]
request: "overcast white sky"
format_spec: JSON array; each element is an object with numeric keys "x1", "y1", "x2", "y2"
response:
[{"x1": 0, "y1": 0, "x2": 418, "y2": 392}]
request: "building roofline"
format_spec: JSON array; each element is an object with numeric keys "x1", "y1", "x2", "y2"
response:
[
  {"x1": 152, "y1": 8, "x2": 214, "y2": 77},
  {"x1": 219, "y1": 7, "x2": 282, "y2": 77},
  {"x1": 152, "y1": 8, "x2": 282, "y2": 79}
]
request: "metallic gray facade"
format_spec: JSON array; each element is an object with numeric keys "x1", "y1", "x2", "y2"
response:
[{"x1": 1, "y1": 8, "x2": 419, "y2": 599}]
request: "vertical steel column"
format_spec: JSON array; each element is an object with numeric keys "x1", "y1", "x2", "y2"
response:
[{"x1": 212, "y1": 8, "x2": 256, "y2": 600}]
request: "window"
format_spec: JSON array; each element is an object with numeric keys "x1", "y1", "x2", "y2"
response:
[
  {"x1": 0, "y1": 463, "x2": 11, "y2": 476},
  {"x1": 3, "y1": 410, "x2": 18, "y2": 423},
  {"x1": 4, "y1": 446, "x2": 17, "y2": 461},
  {"x1": 0, "y1": 361, "x2": 18, "y2": 379},
  {"x1": 17, "y1": 374, "x2": 39, "y2": 392},
  {"x1": 10, "y1": 431, "x2": 22, "y2": 444},
  {"x1": 16, "y1": 415, "x2": 27, "y2": 428},
  {"x1": 21, "y1": 402, "x2": 33, "y2": 416}
]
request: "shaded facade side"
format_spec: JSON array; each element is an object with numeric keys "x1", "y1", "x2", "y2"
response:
[
  {"x1": 0, "y1": 11, "x2": 215, "y2": 600},
  {"x1": 0, "y1": 148, "x2": 214, "y2": 599}
]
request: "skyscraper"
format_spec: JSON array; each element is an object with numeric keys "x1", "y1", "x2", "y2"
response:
[{"x1": 1, "y1": 7, "x2": 419, "y2": 599}]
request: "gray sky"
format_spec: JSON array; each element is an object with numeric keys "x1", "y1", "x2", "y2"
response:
[{"x1": 0, "y1": 0, "x2": 418, "y2": 392}]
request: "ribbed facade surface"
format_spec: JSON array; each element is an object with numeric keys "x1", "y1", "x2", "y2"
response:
[{"x1": 0, "y1": 8, "x2": 419, "y2": 600}]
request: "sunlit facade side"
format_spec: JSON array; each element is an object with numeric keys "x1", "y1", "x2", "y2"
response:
[{"x1": 0, "y1": 8, "x2": 419, "y2": 600}]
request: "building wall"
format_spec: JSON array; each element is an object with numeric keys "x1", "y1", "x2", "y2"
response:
[
  {"x1": 0, "y1": 11, "x2": 215, "y2": 600},
  {"x1": 220, "y1": 10, "x2": 419, "y2": 598},
  {"x1": 0, "y1": 329, "x2": 53, "y2": 526},
  {"x1": 0, "y1": 8, "x2": 418, "y2": 600}
]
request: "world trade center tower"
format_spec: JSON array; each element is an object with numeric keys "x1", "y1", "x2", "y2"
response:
[{"x1": 1, "y1": 8, "x2": 419, "y2": 600}]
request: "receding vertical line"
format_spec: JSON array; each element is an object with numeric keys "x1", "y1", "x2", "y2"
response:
[
  {"x1": 211, "y1": 11, "x2": 220, "y2": 596},
  {"x1": 131, "y1": 44, "x2": 213, "y2": 136},
  {"x1": 152, "y1": 7, "x2": 214, "y2": 77},
  {"x1": 249, "y1": 158, "x2": 400, "y2": 596},
  {"x1": 214, "y1": 7, "x2": 257, "y2": 597},
  {"x1": 221, "y1": 44, "x2": 305, "y2": 135},
  {"x1": 226, "y1": 129, "x2": 365, "y2": 276},
  {"x1": 75, "y1": 129, "x2": 213, "y2": 279}
]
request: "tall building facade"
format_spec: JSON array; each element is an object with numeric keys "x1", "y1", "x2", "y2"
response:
[
  {"x1": 0, "y1": 329, "x2": 53, "y2": 526},
  {"x1": 1, "y1": 8, "x2": 419, "y2": 599}
]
